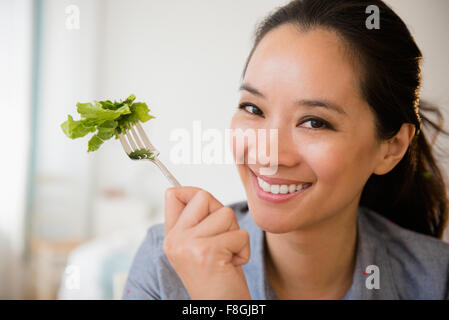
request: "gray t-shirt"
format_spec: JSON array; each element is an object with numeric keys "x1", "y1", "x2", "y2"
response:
[{"x1": 123, "y1": 201, "x2": 449, "y2": 299}]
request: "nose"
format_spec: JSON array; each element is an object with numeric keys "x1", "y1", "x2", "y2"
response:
[
  {"x1": 255, "y1": 121, "x2": 301, "y2": 169},
  {"x1": 277, "y1": 125, "x2": 302, "y2": 167}
]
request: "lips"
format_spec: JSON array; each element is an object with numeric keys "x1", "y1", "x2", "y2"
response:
[
  {"x1": 249, "y1": 167, "x2": 313, "y2": 204},
  {"x1": 250, "y1": 168, "x2": 311, "y2": 185}
]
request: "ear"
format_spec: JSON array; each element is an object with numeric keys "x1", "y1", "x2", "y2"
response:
[{"x1": 373, "y1": 123, "x2": 416, "y2": 175}]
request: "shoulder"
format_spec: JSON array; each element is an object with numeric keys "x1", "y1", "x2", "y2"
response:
[
  {"x1": 359, "y1": 206, "x2": 449, "y2": 299},
  {"x1": 123, "y1": 200, "x2": 252, "y2": 300}
]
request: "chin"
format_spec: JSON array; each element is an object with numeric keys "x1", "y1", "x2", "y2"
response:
[
  {"x1": 246, "y1": 200, "x2": 309, "y2": 234},
  {"x1": 251, "y1": 214, "x2": 293, "y2": 234}
]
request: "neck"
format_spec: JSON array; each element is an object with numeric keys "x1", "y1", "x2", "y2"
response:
[{"x1": 264, "y1": 201, "x2": 359, "y2": 300}]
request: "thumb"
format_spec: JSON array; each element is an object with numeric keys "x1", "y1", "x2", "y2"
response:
[{"x1": 164, "y1": 186, "x2": 202, "y2": 235}]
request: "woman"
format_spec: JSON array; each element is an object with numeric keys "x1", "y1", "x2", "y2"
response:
[{"x1": 123, "y1": 0, "x2": 449, "y2": 299}]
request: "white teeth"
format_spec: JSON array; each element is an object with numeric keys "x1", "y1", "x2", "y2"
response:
[
  {"x1": 270, "y1": 185, "x2": 280, "y2": 194},
  {"x1": 262, "y1": 183, "x2": 271, "y2": 192},
  {"x1": 279, "y1": 185, "x2": 289, "y2": 194},
  {"x1": 257, "y1": 177, "x2": 271, "y2": 192},
  {"x1": 257, "y1": 176, "x2": 311, "y2": 195}
]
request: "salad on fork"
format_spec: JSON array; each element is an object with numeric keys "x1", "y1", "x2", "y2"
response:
[{"x1": 61, "y1": 94, "x2": 181, "y2": 187}]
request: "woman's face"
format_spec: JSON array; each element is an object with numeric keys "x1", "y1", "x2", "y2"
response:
[{"x1": 230, "y1": 24, "x2": 385, "y2": 233}]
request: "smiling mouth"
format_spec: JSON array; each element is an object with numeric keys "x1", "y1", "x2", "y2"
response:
[{"x1": 248, "y1": 168, "x2": 313, "y2": 203}]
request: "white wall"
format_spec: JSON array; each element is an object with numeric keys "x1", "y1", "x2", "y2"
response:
[
  {"x1": 31, "y1": 0, "x2": 102, "y2": 241},
  {"x1": 0, "y1": 0, "x2": 33, "y2": 299}
]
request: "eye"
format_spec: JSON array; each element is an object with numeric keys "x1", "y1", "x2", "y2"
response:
[
  {"x1": 298, "y1": 117, "x2": 333, "y2": 130},
  {"x1": 238, "y1": 103, "x2": 264, "y2": 117}
]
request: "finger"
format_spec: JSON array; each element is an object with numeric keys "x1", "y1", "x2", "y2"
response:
[
  {"x1": 164, "y1": 186, "x2": 203, "y2": 235},
  {"x1": 176, "y1": 189, "x2": 223, "y2": 230},
  {"x1": 212, "y1": 229, "x2": 250, "y2": 267},
  {"x1": 193, "y1": 206, "x2": 239, "y2": 237}
]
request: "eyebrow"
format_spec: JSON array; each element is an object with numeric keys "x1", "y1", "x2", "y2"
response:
[{"x1": 239, "y1": 83, "x2": 347, "y2": 116}]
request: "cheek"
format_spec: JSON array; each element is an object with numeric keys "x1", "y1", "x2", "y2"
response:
[
  {"x1": 230, "y1": 115, "x2": 252, "y2": 192},
  {"x1": 298, "y1": 135, "x2": 376, "y2": 188},
  {"x1": 301, "y1": 141, "x2": 342, "y2": 183}
]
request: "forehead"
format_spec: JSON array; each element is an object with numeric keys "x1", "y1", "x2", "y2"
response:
[{"x1": 244, "y1": 24, "x2": 362, "y2": 104}]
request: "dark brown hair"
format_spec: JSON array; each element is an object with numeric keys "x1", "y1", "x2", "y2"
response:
[{"x1": 242, "y1": 0, "x2": 449, "y2": 238}]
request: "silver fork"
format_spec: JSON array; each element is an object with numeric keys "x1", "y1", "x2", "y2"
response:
[{"x1": 118, "y1": 121, "x2": 181, "y2": 187}]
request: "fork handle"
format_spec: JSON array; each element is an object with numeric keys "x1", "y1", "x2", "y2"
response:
[{"x1": 152, "y1": 158, "x2": 182, "y2": 187}]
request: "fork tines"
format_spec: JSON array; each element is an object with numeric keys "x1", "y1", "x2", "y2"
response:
[{"x1": 118, "y1": 122, "x2": 160, "y2": 159}]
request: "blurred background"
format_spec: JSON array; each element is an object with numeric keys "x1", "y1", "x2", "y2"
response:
[{"x1": 0, "y1": 0, "x2": 448, "y2": 299}]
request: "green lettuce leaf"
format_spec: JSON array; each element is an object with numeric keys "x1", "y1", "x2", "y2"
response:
[
  {"x1": 61, "y1": 115, "x2": 96, "y2": 139},
  {"x1": 60, "y1": 94, "x2": 155, "y2": 152}
]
